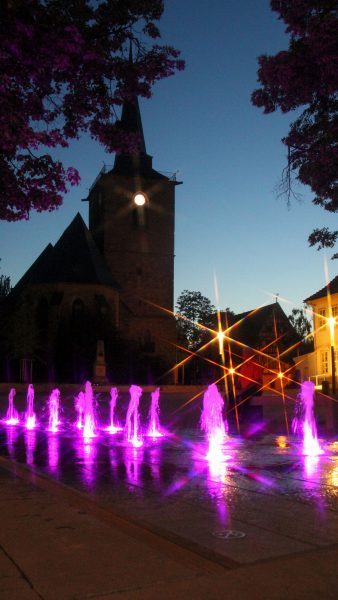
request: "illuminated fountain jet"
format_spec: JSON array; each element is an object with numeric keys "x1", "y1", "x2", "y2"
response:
[
  {"x1": 5, "y1": 388, "x2": 19, "y2": 425},
  {"x1": 200, "y1": 384, "x2": 227, "y2": 461},
  {"x1": 293, "y1": 381, "x2": 324, "y2": 456},
  {"x1": 146, "y1": 387, "x2": 163, "y2": 438},
  {"x1": 25, "y1": 384, "x2": 36, "y2": 430},
  {"x1": 47, "y1": 388, "x2": 61, "y2": 432},
  {"x1": 83, "y1": 381, "x2": 96, "y2": 438},
  {"x1": 74, "y1": 391, "x2": 85, "y2": 429},
  {"x1": 125, "y1": 385, "x2": 143, "y2": 447},
  {"x1": 105, "y1": 387, "x2": 122, "y2": 434}
]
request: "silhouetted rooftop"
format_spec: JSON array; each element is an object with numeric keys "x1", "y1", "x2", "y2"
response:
[
  {"x1": 304, "y1": 275, "x2": 338, "y2": 302},
  {"x1": 13, "y1": 213, "x2": 118, "y2": 290}
]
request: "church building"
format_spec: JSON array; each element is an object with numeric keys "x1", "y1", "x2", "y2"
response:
[{"x1": 0, "y1": 97, "x2": 181, "y2": 384}]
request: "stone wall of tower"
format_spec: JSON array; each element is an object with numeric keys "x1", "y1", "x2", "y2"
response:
[{"x1": 88, "y1": 170, "x2": 177, "y2": 371}]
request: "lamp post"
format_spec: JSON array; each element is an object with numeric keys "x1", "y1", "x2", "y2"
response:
[{"x1": 328, "y1": 316, "x2": 336, "y2": 395}]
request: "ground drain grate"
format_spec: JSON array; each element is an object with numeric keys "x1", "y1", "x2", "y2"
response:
[{"x1": 212, "y1": 529, "x2": 246, "y2": 539}]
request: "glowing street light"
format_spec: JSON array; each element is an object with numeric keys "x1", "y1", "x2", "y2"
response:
[
  {"x1": 327, "y1": 315, "x2": 336, "y2": 395},
  {"x1": 134, "y1": 193, "x2": 146, "y2": 206}
]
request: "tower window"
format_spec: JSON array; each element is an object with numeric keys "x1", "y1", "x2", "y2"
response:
[
  {"x1": 134, "y1": 193, "x2": 146, "y2": 206},
  {"x1": 132, "y1": 192, "x2": 148, "y2": 230}
]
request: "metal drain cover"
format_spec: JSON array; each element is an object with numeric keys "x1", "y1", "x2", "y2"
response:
[{"x1": 212, "y1": 529, "x2": 246, "y2": 539}]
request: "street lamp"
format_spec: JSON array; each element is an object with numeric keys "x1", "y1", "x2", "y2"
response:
[{"x1": 328, "y1": 316, "x2": 336, "y2": 395}]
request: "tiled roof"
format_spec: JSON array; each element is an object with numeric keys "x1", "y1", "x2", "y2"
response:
[{"x1": 304, "y1": 275, "x2": 338, "y2": 302}]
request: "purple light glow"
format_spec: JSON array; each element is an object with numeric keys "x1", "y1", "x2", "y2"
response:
[
  {"x1": 47, "y1": 388, "x2": 61, "y2": 432},
  {"x1": 200, "y1": 384, "x2": 228, "y2": 462},
  {"x1": 24, "y1": 429, "x2": 36, "y2": 464},
  {"x1": 4, "y1": 388, "x2": 19, "y2": 425},
  {"x1": 83, "y1": 381, "x2": 96, "y2": 439},
  {"x1": 104, "y1": 387, "x2": 123, "y2": 434},
  {"x1": 74, "y1": 391, "x2": 85, "y2": 429},
  {"x1": 47, "y1": 433, "x2": 59, "y2": 469},
  {"x1": 125, "y1": 446, "x2": 144, "y2": 485},
  {"x1": 25, "y1": 384, "x2": 37, "y2": 430},
  {"x1": 146, "y1": 388, "x2": 164, "y2": 438},
  {"x1": 125, "y1": 385, "x2": 143, "y2": 447},
  {"x1": 300, "y1": 381, "x2": 324, "y2": 456},
  {"x1": 76, "y1": 438, "x2": 98, "y2": 486},
  {"x1": 5, "y1": 424, "x2": 19, "y2": 457}
]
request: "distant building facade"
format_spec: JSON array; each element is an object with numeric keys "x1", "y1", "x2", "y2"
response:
[
  {"x1": 179, "y1": 302, "x2": 299, "y2": 387},
  {"x1": 296, "y1": 275, "x2": 338, "y2": 390},
  {"x1": 0, "y1": 98, "x2": 181, "y2": 383}
]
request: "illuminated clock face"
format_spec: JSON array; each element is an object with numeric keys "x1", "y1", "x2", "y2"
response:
[{"x1": 134, "y1": 193, "x2": 146, "y2": 206}]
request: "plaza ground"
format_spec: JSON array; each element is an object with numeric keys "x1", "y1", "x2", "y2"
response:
[{"x1": 0, "y1": 386, "x2": 337, "y2": 599}]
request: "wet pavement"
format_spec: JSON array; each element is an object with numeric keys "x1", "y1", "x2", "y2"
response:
[{"x1": 0, "y1": 410, "x2": 337, "y2": 570}]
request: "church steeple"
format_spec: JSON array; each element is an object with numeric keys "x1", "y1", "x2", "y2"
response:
[
  {"x1": 118, "y1": 96, "x2": 147, "y2": 155},
  {"x1": 112, "y1": 94, "x2": 155, "y2": 176}
]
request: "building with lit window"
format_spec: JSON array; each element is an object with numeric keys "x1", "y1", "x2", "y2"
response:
[{"x1": 296, "y1": 275, "x2": 338, "y2": 390}]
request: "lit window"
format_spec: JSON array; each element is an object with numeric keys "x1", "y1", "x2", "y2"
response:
[
  {"x1": 318, "y1": 308, "x2": 326, "y2": 327},
  {"x1": 321, "y1": 350, "x2": 329, "y2": 374}
]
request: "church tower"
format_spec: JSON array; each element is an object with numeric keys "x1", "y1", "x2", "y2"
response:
[{"x1": 87, "y1": 96, "x2": 181, "y2": 371}]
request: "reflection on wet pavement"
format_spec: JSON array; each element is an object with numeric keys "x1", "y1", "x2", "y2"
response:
[{"x1": 0, "y1": 422, "x2": 337, "y2": 564}]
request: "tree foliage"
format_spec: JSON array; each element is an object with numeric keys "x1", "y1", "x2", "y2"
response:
[
  {"x1": 289, "y1": 307, "x2": 312, "y2": 340},
  {"x1": 0, "y1": 259, "x2": 11, "y2": 298},
  {"x1": 176, "y1": 290, "x2": 215, "y2": 350},
  {"x1": 0, "y1": 0, "x2": 184, "y2": 221},
  {"x1": 252, "y1": 0, "x2": 338, "y2": 256}
]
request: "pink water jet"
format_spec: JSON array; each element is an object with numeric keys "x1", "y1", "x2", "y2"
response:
[
  {"x1": 47, "y1": 388, "x2": 61, "y2": 432},
  {"x1": 5, "y1": 388, "x2": 19, "y2": 425},
  {"x1": 25, "y1": 384, "x2": 36, "y2": 429},
  {"x1": 47, "y1": 433, "x2": 59, "y2": 468},
  {"x1": 105, "y1": 387, "x2": 122, "y2": 433},
  {"x1": 200, "y1": 384, "x2": 227, "y2": 461},
  {"x1": 74, "y1": 391, "x2": 85, "y2": 429},
  {"x1": 300, "y1": 381, "x2": 324, "y2": 456},
  {"x1": 83, "y1": 381, "x2": 96, "y2": 438},
  {"x1": 125, "y1": 385, "x2": 143, "y2": 447},
  {"x1": 146, "y1": 387, "x2": 163, "y2": 437}
]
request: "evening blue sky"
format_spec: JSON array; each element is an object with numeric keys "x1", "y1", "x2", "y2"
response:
[{"x1": 1, "y1": 0, "x2": 336, "y2": 315}]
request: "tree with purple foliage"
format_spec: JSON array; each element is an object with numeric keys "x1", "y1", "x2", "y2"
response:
[
  {"x1": 252, "y1": 0, "x2": 338, "y2": 257},
  {"x1": 0, "y1": 0, "x2": 184, "y2": 221}
]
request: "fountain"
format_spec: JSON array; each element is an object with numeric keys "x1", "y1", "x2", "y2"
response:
[
  {"x1": 47, "y1": 388, "x2": 61, "y2": 432},
  {"x1": 200, "y1": 384, "x2": 227, "y2": 461},
  {"x1": 25, "y1": 383, "x2": 36, "y2": 429},
  {"x1": 146, "y1": 387, "x2": 163, "y2": 437},
  {"x1": 74, "y1": 391, "x2": 85, "y2": 429},
  {"x1": 105, "y1": 387, "x2": 122, "y2": 433},
  {"x1": 293, "y1": 381, "x2": 324, "y2": 456},
  {"x1": 4, "y1": 388, "x2": 19, "y2": 425},
  {"x1": 125, "y1": 385, "x2": 143, "y2": 447},
  {"x1": 83, "y1": 381, "x2": 96, "y2": 438}
]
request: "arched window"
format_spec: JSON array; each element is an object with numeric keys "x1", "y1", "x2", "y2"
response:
[{"x1": 72, "y1": 298, "x2": 85, "y2": 318}]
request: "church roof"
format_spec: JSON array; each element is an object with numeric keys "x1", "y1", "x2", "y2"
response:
[
  {"x1": 304, "y1": 275, "x2": 338, "y2": 302},
  {"x1": 223, "y1": 302, "x2": 299, "y2": 350},
  {"x1": 14, "y1": 213, "x2": 118, "y2": 290}
]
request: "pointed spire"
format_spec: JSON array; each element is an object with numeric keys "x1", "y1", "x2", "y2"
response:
[
  {"x1": 118, "y1": 96, "x2": 147, "y2": 155},
  {"x1": 112, "y1": 40, "x2": 153, "y2": 174}
]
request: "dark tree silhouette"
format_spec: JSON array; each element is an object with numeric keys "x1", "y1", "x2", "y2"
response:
[
  {"x1": 0, "y1": 259, "x2": 11, "y2": 298},
  {"x1": 0, "y1": 0, "x2": 184, "y2": 221},
  {"x1": 252, "y1": 0, "x2": 338, "y2": 257},
  {"x1": 289, "y1": 307, "x2": 312, "y2": 340},
  {"x1": 176, "y1": 290, "x2": 215, "y2": 350}
]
